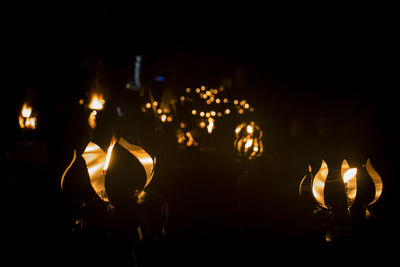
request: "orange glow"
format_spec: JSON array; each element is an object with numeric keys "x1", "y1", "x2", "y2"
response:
[
  {"x1": 21, "y1": 103, "x2": 32, "y2": 118},
  {"x1": 19, "y1": 103, "x2": 37, "y2": 130},
  {"x1": 103, "y1": 135, "x2": 118, "y2": 174},
  {"x1": 88, "y1": 110, "x2": 97, "y2": 129},
  {"x1": 88, "y1": 93, "x2": 105, "y2": 110},
  {"x1": 343, "y1": 168, "x2": 357, "y2": 183},
  {"x1": 245, "y1": 138, "x2": 253, "y2": 149},
  {"x1": 207, "y1": 118, "x2": 215, "y2": 133}
]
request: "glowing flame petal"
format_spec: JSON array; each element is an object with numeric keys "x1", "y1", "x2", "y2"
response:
[
  {"x1": 118, "y1": 137, "x2": 155, "y2": 189},
  {"x1": 82, "y1": 142, "x2": 109, "y2": 202},
  {"x1": 60, "y1": 149, "x2": 76, "y2": 190},
  {"x1": 341, "y1": 159, "x2": 357, "y2": 208},
  {"x1": 103, "y1": 135, "x2": 118, "y2": 172},
  {"x1": 343, "y1": 168, "x2": 357, "y2": 183},
  {"x1": 365, "y1": 159, "x2": 383, "y2": 206},
  {"x1": 312, "y1": 160, "x2": 329, "y2": 209}
]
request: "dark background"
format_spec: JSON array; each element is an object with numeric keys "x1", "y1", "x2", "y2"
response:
[{"x1": 2, "y1": 2, "x2": 398, "y2": 265}]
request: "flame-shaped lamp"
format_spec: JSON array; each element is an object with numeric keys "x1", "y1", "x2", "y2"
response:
[{"x1": 299, "y1": 158, "x2": 383, "y2": 241}]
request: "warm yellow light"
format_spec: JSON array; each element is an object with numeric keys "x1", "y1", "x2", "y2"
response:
[
  {"x1": 233, "y1": 100, "x2": 239, "y2": 105},
  {"x1": 19, "y1": 103, "x2": 37, "y2": 130},
  {"x1": 103, "y1": 135, "x2": 118, "y2": 173},
  {"x1": 210, "y1": 111, "x2": 216, "y2": 117},
  {"x1": 161, "y1": 114, "x2": 167, "y2": 122},
  {"x1": 157, "y1": 108, "x2": 162, "y2": 114},
  {"x1": 207, "y1": 118, "x2": 214, "y2": 133},
  {"x1": 88, "y1": 110, "x2": 97, "y2": 129},
  {"x1": 186, "y1": 88, "x2": 191, "y2": 93},
  {"x1": 206, "y1": 90, "x2": 211, "y2": 96},
  {"x1": 202, "y1": 94, "x2": 208, "y2": 99},
  {"x1": 247, "y1": 125, "x2": 253, "y2": 134},
  {"x1": 192, "y1": 109, "x2": 197, "y2": 115},
  {"x1": 167, "y1": 116, "x2": 173, "y2": 122},
  {"x1": 200, "y1": 111, "x2": 205, "y2": 117},
  {"x1": 343, "y1": 168, "x2": 357, "y2": 183},
  {"x1": 238, "y1": 109, "x2": 244, "y2": 114},
  {"x1": 215, "y1": 98, "x2": 221, "y2": 104},
  {"x1": 145, "y1": 103, "x2": 151, "y2": 109},
  {"x1": 153, "y1": 101, "x2": 158, "y2": 107},
  {"x1": 245, "y1": 139, "x2": 253, "y2": 149},
  {"x1": 217, "y1": 112, "x2": 222, "y2": 117},
  {"x1": 201, "y1": 85, "x2": 206, "y2": 91},
  {"x1": 196, "y1": 88, "x2": 201, "y2": 93},
  {"x1": 199, "y1": 121, "x2": 206, "y2": 128},
  {"x1": 21, "y1": 103, "x2": 32, "y2": 118},
  {"x1": 223, "y1": 98, "x2": 228, "y2": 103},
  {"x1": 224, "y1": 109, "x2": 230, "y2": 115},
  {"x1": 244, "y1": 103, "x2": 250, "y2": 109},
  {"x1": 89, "y1": 94, "x2": 105, "y2": 110},
  {"x1": 180, "y1": 96, "x2": 185, "y2": 101},
  {"x1": 205, "y1": 112, "x2": 210, "y2": 118},
  {"x1": 240, "y1": 100, "x2": 246, "y2": 106}
]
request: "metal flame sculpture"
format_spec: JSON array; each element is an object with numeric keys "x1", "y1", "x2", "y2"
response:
[
  {"x1": 299, "y1": 159, "x2": 383, "y2": 214},
  {"x1": 61, "y1": 136, "x2": 156, "y2": 203},
  {"x1": 234, "y1": 121, "x2": 263, "y2": 160}
]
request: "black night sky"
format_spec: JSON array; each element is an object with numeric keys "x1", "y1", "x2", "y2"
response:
[{"x1": 2, "y1": 2, "x2": 398, "y2": 266}]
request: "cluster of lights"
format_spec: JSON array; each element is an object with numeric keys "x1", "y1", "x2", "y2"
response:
[
  {"x1": 181, "y1": 85, "x2": 254, "y2": 120},
  {"x1": 19, "y1": 103, "x2": 37, "y2": 130},
  {"x1": 143, "y1": 101, "x2": 173, "y2": 123}
]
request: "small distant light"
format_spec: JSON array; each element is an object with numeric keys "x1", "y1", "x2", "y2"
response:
[
  {"x1": 215, "y1": 98, "x2": 221, "y2": 104},
  {"x1": 180, "y1": 96, "x2": 185, "y2": 101},
  {"x1": 240, "y1": 100, "x2": 246, "y2": 106},
  {"x1": 224, "y1": 109, "x2": 230, "y2": 115},
  {"x1": 200, "y1": 111, "x2": 205, "y2": 117},
  {"x1": 233, "y1": 100, "x2": 239, "y2": 105},
  {"x1": 210, "y1": 111, "x2": 216, "y2": 117},
  {"x1": 116, "y1": 106, "x2": 123, "y2": 117},
  {"x1": 196, "y1": 88, "x2": 201, "y2": 93},
  {"x1": 238, "y1": 109, "x2": 244, "y2": 114},
  {"x1": 223, "y1": 98, "x2": 228, "y2": 103},
  {"x1": 244, "y1": 103, "x2": 250, "y2": 109},
  {"x1": 201, "y1": 85, "x2": 206, "y2": 91},
  {"x1": 217, "y1": 112, "x2": 222, "y2": 117},
  {"x1": 161, "y1": 114, "x2": 167, "y2": 122},
  {"x1": 199, "y1": 121, "x2": 206, "y2": 128},
  {"x1": 205, "y1": 112, "x2": 210, "y2": 118},
  {"x1": 145, "y1": 103, "x2": 151, "y2": 109},
  {"x1": 167, "y1": 116, "x2": 173, "y2": 122},
  {"x1": 209, "y1": 97, "x2": 214, "y2": 102},
  {"x1": 202, "y1": 94, "x2": 208, "y2": 99},
  {"x1": 79, "y1": 99, "x2": 84, "y2": 105},
  {"x1": 186, "y1": 88, "x2": 191, "y2": 93},
  {"x1": 250, "y1": 107, "x2": 255, "y2": 112},
  {"x1": 155, "y1": 76, "x2": 165, "y2": 82},
  {"x1": 206, "y1": 100, "x2": 212, "y2": 105},
  {"x1": 206, "y1": 90, "x2": 211, "y2": 96},
  {"x1": 192, "y1": 109, "x2": 197, "y2": 115},
  {"x1": 153, "y1": 101, "x2": 158, "y2": 107},
  {"x1": 157, "y1": 109, "x2": 162, "y2": 114}
]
